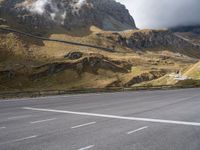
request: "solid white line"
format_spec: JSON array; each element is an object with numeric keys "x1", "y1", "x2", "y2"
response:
[
  {"x1": 23, "y1": 107, "x2": 200, "y2": 127},
  {"x1": 78, "y1": 145, "x2": 94, "y2": 150},
  {"x1": 71, "y1": 122, "x2": 96, "y2": 129},
  {"x1": 127, "y1": 126, "x2": 148, "y2": 135},
  {"x1": 30, "y1": 118, "x2": 57, "y2": 124},
  {"x1": 8, "y1": 115, "x2": 32, "y2": 120},
  {"x1": 0, "y1": 127, "x2": 6, "y2": 130}
]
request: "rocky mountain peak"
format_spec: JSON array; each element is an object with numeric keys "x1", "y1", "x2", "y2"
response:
[{"x1": 0, "y1": 0, "x2": 136, "y2": 31}]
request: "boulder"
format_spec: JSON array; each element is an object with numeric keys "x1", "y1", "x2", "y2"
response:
[{"x1": 64, "y1": 52, "x2": 83, "y2": 60}]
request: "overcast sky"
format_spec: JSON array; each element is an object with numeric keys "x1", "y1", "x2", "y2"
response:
[{"x1": 117, "y1": 0, "x2": 200, "y2": 29}]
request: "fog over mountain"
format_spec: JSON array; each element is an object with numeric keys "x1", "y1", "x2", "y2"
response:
[
  {"x1": 24, "y1": 0, "x2": 87, "y2": 15},
  {"x1": 117, "y1": 0, "x2": 200, "y2": 29}
]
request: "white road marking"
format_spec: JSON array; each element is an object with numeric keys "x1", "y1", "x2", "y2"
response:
[
  {"x1": 0, "y1": 127, "x2": 6, "y2": 130},
  {"x1": 12, "y1": 135, "x2": 38, "y2": 142},
  {"x1": 24, "y1": 107, "x2": 200, "y2": 127},
  {"x1": 8, "y1": 115, "x2": 32, "y2": 120},
  {"x1": 78, "y1": 145, "x2": 94, "y2": 150},
  {"x1": 71, "y1": 122, "x2": 96, "y2": 129},
  {"x1": 30, "y1": 118, "x2": 57, "y2": 124},
  {"x1": 127, "y1": 126, "x2": 148, "y2": 135},
  {"x1": 0, "y1": 135, "x2": 38, "y2": 145}
]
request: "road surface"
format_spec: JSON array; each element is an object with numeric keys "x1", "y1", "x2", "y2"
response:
[{"x1": 0, "y1": 88, "x2": 200, "y2": 150}]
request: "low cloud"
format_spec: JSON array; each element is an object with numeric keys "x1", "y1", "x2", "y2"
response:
[
  {"x1": 21, "y1": 0, "x2": 88, "y2": 24},
  {"x1": 24, "y1": 0, "x2": 87, "y2": 15},
  {"x1": 117, "y1": 0, "x2": 200, "y2": 29},
  {"x1": 75, "y1": 0, "x2": 87, "y2": 7},
  {"x1": 29, "y1": 0, "x2": 50, "y2": 14}
]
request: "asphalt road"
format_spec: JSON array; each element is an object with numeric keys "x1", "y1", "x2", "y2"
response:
[{"x1": 0, "y1": 88, "x2": 200, "y2": 150}]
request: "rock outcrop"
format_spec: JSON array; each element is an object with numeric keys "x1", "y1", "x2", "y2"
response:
[
  {"x1": 96, "y1": 29, "x2": 200, "y2": 58},
  {"x1": 31, "y1": 55, "x2": 132, "y2": 79},
  {"x1": 124, "y1": 71, "x2": 166, "y2": 87}
]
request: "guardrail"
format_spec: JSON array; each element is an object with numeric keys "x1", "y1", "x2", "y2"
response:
[
  {"x1": 0, "y1": 27, "x2": 114, "y2": 52},
  {"x1": 0, "y1": 85, "x2": 198, "y2": 99}
]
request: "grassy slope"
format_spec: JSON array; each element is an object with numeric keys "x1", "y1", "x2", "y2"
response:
[
  {"x1": 0, "y1": 24, "x2": 199, "y2": 91},
  {"x1": 184, "y1": 61, "x2": 200, "y2": 79}
]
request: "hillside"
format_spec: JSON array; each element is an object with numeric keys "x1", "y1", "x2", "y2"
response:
[{"x1": 1, "y1": 24, "x2": 199, "y2": 91}]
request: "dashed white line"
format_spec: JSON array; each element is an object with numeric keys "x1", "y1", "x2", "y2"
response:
[
  {"x1": 71, "y1": 122, "x2": 96, "y2": 129},
  {"x1": 24, "y1": 107, "x2": 200, "y2": 127},
  {"x1": 127, "y1": 126, "x2": 148, "y2": 135},
  {"x1": 30, "y1": 118, "x2": 57, "y2": 124},
  {"x1": 12, "y1": 135, "x2": 38, "y2": 142},
  {"x1": 78, "y1": 145, "x2": 94, "y2": 150},
  {"x1": 8, "y1": 115, "x2": 32, "y2": 120},
  {"x1": 0, "y1": 135, "x2": 38, "y2": 145},
  {"x1": 0, "y1": 127, "x2": 6, "y2": 130}
]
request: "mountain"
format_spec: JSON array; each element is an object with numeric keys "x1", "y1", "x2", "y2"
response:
[{"x1": 0, "y1": 0, "x2": 136, "y2": 32}]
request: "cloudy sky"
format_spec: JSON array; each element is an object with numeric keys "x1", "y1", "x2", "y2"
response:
[{"x1": 117, "y1": 0, "x2": 200, "y2": 29}]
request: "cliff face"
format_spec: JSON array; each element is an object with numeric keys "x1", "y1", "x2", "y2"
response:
[
  {"x1": 0, "y1": 0, "x2": 136, "y2": 31},
  {"x1": 96, "y1": 29, "x2": 200, "y2": 58},
  {"x1": 120, "y1": 30, "x2": 200, "y2": 50}
]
